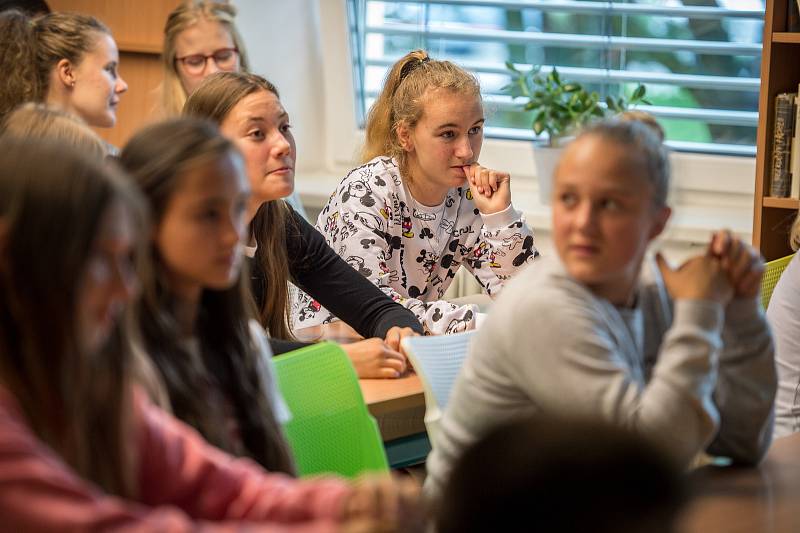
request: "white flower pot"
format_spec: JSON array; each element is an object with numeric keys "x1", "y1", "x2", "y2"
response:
[{"x1": 533, "y1": 144, "x2": 565, "y2": 205}]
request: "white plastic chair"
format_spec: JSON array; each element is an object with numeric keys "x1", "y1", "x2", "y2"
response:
[{"x1": 401, "y1": 330, "x2": 477, "y2": 449}]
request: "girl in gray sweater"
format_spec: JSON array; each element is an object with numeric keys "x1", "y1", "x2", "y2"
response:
[{"x1": 426, "y1": 120, "x2": 776, "y2": 500}]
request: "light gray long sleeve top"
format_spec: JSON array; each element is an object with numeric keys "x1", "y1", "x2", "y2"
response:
[
  {"x1": 425, "y1": 256, "x2": 776, "y2": 500},
  {"x1": 766, "y1": 253, "x2": 800, "y2": 438}
]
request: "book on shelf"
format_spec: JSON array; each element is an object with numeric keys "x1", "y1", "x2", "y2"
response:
[
  {"x1": 789, "y1": 0, "x2": 800, "y2": 32},
  {"x1": 770, "y1": 92, "x2": 796, "y2": 198},
  {"x1": 791, "y1": 91, "x2": 800, "y2": 199}
]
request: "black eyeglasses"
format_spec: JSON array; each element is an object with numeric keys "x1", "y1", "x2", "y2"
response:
[{"x1": 175, "y1": 47, "x2": 239, "y2": 74}]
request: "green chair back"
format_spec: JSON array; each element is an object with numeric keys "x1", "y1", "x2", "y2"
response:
[
  {"x1": 761, "y1": 254, "x2": 794, "y2": 310},
  {"x1": 273, "y1": 342, "x2": 389, "y2": 478}
]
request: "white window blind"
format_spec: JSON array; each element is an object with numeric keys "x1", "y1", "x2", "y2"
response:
[{"x1": 347, "y1": 0, "x2": 764, "y2": 156}]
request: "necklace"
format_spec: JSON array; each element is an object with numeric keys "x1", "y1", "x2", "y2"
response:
[{"x1": 404, "y1": 183, "x2": 451, "y2": 275}]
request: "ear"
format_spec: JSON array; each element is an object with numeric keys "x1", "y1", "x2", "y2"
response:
[
  {"x1": 395, "y1": 122, "x2": 414, "y2": 153},
  {"x1": 648, "y1": 205, "x2": 672, "y2": 241},
  {"x1": 55, "y1": 58, "x2": 76, "y2": 89}
]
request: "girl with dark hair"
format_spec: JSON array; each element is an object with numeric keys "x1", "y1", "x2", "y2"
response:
[
  {"x1": 0, "y1": 137, "x2": 421, "y2": 530},
  {"x1": 185, "y1": 72, "x2": 425, "y2": 378},
  {"x1": 119, "y1": 117, "x2": 295, "y2": 474}
]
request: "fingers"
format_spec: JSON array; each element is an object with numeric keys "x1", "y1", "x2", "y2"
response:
[
  {"x1": 467, "y1": 164, "x2": 510, "y2": 197},
  {"x1": 384, "y1": 327, "x2": 401, "y2": 352},
  {"x1": 709, "y1": 230, "x2": 765, "y2": 299},
  {"x1": 342, "y1": 476, "x2": 422, "y2": 532},
  {"x1": 384, "y1": 326, "x2": 416, "y2": 352},
  {"x1": 382, "y1": 350, "x2": 407, "y2": 375},
  {"x1": 708, "y1": 229, "x2": 732, "y2": 258},
  {"x1": 343, "y1": 340, "x2": 408, "y2": 378},
  {"x1": 654, "y1": 252, "x2": 673, "y2": 280},
  {"x1": 347, "y1": 475, "x2": 399, "y2": 523}
]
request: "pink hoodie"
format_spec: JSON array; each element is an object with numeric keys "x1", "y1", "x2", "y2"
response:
[{"x1": 0, "y1": 386, "x2": 351, "y2": 532}]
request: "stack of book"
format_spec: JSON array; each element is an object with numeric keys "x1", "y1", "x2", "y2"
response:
[{"x1": 769, "y1": 89, "x2": 800, "y2": 199}]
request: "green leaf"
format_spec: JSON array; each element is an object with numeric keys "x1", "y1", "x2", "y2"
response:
[
  {"x1": 505, "y1": 61, "x2": 519, "y2": 73},
  {"x1": 632, "y1": 84, "x2": 646, "y2": 100},
  {"x1": 551, "y1": 67, "x2": 560, "y2": 84},
  {"x1": 562, "y1": 83, "x2": 580, "y2": 93},
  {"x1": 533, "y1": 120, "x2": 545, "y2": 135}
]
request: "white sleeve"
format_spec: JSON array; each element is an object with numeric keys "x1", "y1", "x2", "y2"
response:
[{"x1": 462, "y1": 204, "x2": 538, "y2": 297}]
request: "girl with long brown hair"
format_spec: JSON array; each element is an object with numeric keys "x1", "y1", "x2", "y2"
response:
[
  {"x1": 0, "y1": 9, "x2": 127, "y2": 127},
  {"x1": 185, "y1": 72, "x2": 425, "y2": 378},
  {"x1": 0, "y1": 135, "x2": 420, "y2": 531},
  {"x1": 119, "y1": 117, "x2": 295, "y2": 473}
]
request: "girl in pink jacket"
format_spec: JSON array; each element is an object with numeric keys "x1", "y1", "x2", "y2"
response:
[{"x1": 0, "y1": 135, "x2": 418, "y2": 532}]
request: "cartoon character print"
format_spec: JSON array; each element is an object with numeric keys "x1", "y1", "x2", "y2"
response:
[
  {"x1": 400, "y1": 202, "x2": 414, "y2": 238},
  {"x1": 502, "y1": 232, "x2": 524, "y2": 251},
  {"x1": 412, "y1": 209, "x2": 436, "y2": 222},
  {"x1": 346, "y1": 256, "x2": 372, "y2": 277},
  {"x1": 512, "y1": 235, "x2": 539, "y2": 266},
  {"x1": 341, "y1": 176, "x2": 376, "y2": 207},
  {"x1": 324, "y1": 212, "x2": 340, "y2": 242},
  {"x1": 354, "y1": 211, "x2": 385, "y2": 232},
  {"x1": 339, "y1": 212, "x2": 358, "y2": 241},
  {"x1": 377, "y1": 251, "x2": 399, "y2": 283},
  {"x1": 445, "y1": 309, "x2": 474, "y2": 334},
  {"x1": 416, "y1": 249, "x2": 437, "y2": 274},
  {"x1": 487, "y1": 247, "x2": 505, "y2": 269},
  {"x1": 439, "y1": 218, "x2": 455, "y2": 236},
  {"x1": 379, "y1": 198, "x2": 392, "y2": 226},
  {"x1": 470, "y1": 241, "x2": 491, "y2": 269},
  {"x1": 297, "y1": 299, "x2": 322, "y2": 322}
]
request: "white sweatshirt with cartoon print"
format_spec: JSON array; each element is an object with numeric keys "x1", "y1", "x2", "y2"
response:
[{"x1": 292, "y1": 156, "x2": 538, "y2": 335}]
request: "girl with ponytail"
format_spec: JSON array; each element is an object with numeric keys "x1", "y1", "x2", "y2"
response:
[{"x1": 308, "y1": 50, "x2": 538, "y2": 335}]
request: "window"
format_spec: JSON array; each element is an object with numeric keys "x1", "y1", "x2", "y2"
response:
[{"x1": 347, "y1": 0, "x2": 764, "y2": 156}]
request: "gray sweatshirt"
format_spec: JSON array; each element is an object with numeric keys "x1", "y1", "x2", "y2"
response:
[{"x1": 425, "y1": 256, "x2": 776, "y2": 500}]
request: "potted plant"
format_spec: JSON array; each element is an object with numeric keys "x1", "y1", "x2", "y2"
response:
[{"x1": 501, "y1": 63, "x2": 649, "y2": 202}]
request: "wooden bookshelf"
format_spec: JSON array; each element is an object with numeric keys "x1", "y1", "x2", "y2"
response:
[
  {"x1": 754, "y1": 0, "x2": 800, "y2": 261},
  {"x1": 763, "y1": 196, "x2": 800, "y2": 208}
]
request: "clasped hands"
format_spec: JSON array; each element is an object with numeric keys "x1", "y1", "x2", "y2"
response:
[{"x1": 656, "y1": 229, "x2": 764, "y2": 305}]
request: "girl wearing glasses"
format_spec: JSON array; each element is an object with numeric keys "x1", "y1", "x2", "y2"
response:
[
  {"x1": 159, "y1": 1, "x2": 247, "y2": 117},
  {"x1": 0, "y1": 10, "x2": 128, "y2": 127}
]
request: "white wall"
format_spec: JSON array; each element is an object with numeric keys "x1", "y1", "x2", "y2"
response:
[{"x1": 235, "y1": 0, "x2": 327, "y2": 172}]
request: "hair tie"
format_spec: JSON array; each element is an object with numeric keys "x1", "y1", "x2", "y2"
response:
[{"x1": 399, "y1": 55, "x2": 430, "y2": 83}]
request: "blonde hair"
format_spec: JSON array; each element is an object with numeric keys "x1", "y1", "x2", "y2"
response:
[
  {"x1": 0, "y1": 10, "x2": 110, "y2": 121},
  {"x1": 2, "y1": 103, "x2": 106, "y2": 160},
  {"x1": 183, "y1": 72, "x2": 296, "y2": 340},
  {"x1": 159, "y1": 1, "x2": 250, "y2": 117},
  {"x1": 361, "y1": 49, "x2": 481, "y2": 177}
]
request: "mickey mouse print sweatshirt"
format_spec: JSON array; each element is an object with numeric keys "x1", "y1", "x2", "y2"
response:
[{"x1": 293, "y1": 156, "x2": 538, "y2": 335}]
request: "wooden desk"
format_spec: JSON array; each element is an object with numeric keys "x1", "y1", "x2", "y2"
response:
[
  {"x1": 680, "y1": 433, "x2": 800, "y2": 532},
  {"x1": 295, "y1": 322, "x2": 428, "y2": 467}
]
